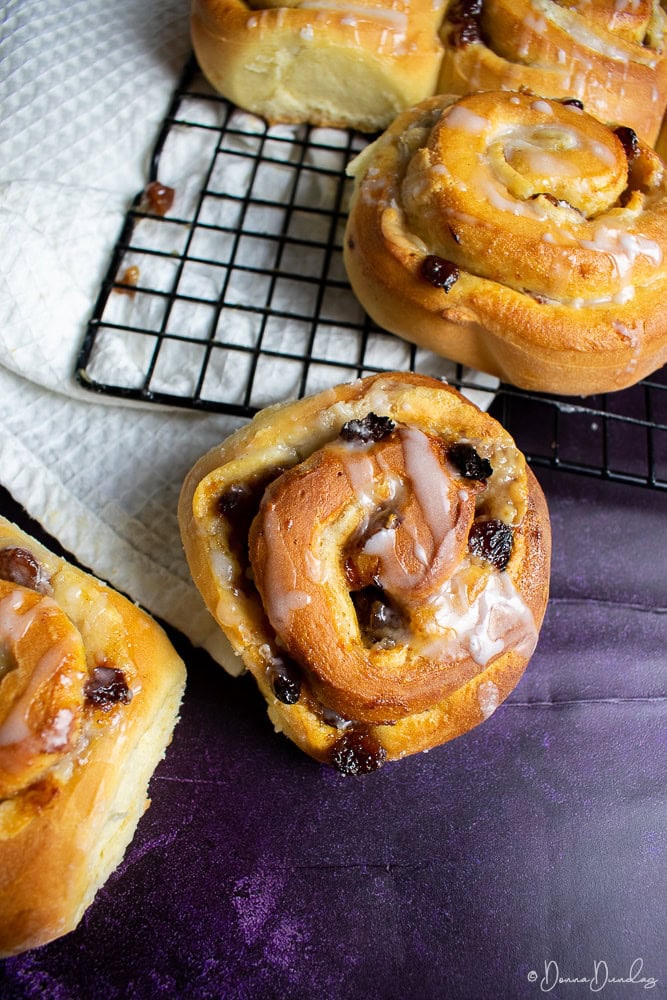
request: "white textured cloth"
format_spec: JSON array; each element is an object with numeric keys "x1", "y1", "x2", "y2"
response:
[
  {"x1": 0, "y1": 0, "x2": 495, "y2": 665},
  {"x1": 0, "y1": 0, "x2": 243, "y2": 662}
]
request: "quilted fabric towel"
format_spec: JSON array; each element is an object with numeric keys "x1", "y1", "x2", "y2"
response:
[{"x1": 0, "y1": 0, "x2": 244, "y2": 663}]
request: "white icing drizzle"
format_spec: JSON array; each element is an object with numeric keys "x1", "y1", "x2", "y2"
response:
[
  {"x1": 400, "y1": 425, "x2": 456, "y2": 568},
  {"x1": 0, "y1": 590, "x2": 35, "y2": 647},
  {"x1": 340, "y1": 448, "x2": 379, "y2": 513},
  {"x1": 502, "y1": 122, "x2": 617, "y2": 178},
  {"x1": 259, "y1": 503, "x2": 312, "y2": 632},
  {"x1": 211, "y1": 549, "x2": 236, "y2": 586},
  {"x1": 305, "y1": 548, "x2": 328, "y2": 584},
  {"x1": 300, "y1": 0, "x2": 408, "y2": 32},
  {"x1": 0, "y1": 592, "x2": 79, "y2": 748},
  {"x1": 477, "y1": 680, "x2": 500, "y2": 719},
  {"x1": 555, "y1": 4, "x2": 659, "y2": 65},
  {"x1": 473, "y1": 169, "x2": 549, "y2": 219},
  {"x1": 344, "y1": 427, "x2": 459, "y2": 594},
  {"x1": 426, "y1": 570, "x2": 538, "y2": 668},
  {"x1": 506, "y1": 143, "x2": 582, "y2": 180},
  {"x1": 442, "y1": 105, "x2": 490, "y2": 135},
  {"x1": 42, "y1": 708, "x2": 74, "y2": 752},
  {"x1": 578, "y1": 225, "x2": 663, "y2": 279},
  {"x1": 589, "y1": 139, "x2": 617, "y2": 167}
]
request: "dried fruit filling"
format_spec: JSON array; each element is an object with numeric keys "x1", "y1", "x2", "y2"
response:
[
  {"x1": 420, "y1": 255, "x2": 460, "y2": 291},
  {"x1": 329, "y1": 728, "x2": 387, "y2": 775},
  {"x1": 447, "y1": 442, "x2": 493, "y2": 480},
  {"x1": 143, "y1": 180, "x2": 175, "y2": 216},
  {"x1": 468, "y1": 517, "x2": 514, "y2": 571},
  {"x1": 340, "y1": 413, "x2": 395, "y2": 444},
  {"x1": 84, "y1": 665, "x2": 132, "y2": 710},
  {"x1": 350, "y1": 585, "x2": 408, "y2": 648},
  {"x1": 0, "y1": 546, "x2": 49, "y2": 593},
  {"x1": 269, "y1": 659, "x2": 302, "y2": 705}
]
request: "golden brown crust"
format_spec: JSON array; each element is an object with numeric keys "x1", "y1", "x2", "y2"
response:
[
  {"x1": 0, "y1": 517, "x2": 186, "y2": 957},
  {"x1": 343, "y1": 91, "x2": 667, "y2": 396},
  {"x1": 179, "y1": 372, "x2": 551, "y2": 771},
  {"x1": 191, "y1": 0, "x2": 446, "y2": 132},
  {"x1": 191, "y1": 0, "x2": 667, "y2": 141},
  {"x1": 438, "y1": 0, "x2": 667, "y2": 146}
]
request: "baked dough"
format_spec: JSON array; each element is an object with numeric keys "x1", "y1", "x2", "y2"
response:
[
  {"x1": 179, "y1": 372, "x2": 550, "y2": 772},
  {"x1": 344, "y1": 91, "x2": 667, "y2": 396},
  {"x1": 191, "y1": 0, "x2": 667, "y2": 143},
  {"x1": 438, "y1": 0, "x2": 667, "y2": 146},
  {"x1": 0, "y1": 516, "x2": 186, "y2": 956},
  {"x1": 190, "y1": 0, "x2": 447, "y2": 132}
]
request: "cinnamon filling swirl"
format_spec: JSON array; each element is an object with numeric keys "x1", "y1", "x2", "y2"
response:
[{"x1": 248, "y1": 419, "x2": 535, "y2": 723}]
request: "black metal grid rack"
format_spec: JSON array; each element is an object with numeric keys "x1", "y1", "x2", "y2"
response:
[{"x1": 76, "y1": 57, "x2": 667, "y2": 490}]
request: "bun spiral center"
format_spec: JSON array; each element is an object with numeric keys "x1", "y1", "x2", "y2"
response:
[
  {"x1": 396, "y1": 91, "x2": 665, "y2": 306},
  {"x1": 249, "y1": 419, "x2": 536, "y2": 723}
]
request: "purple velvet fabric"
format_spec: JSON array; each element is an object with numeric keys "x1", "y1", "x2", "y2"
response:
[{"x1": 0, "y1": 468, "x2": 665, "y2": 999}]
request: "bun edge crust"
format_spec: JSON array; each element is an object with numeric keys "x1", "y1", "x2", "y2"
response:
[
  {"x1": 0, "y1": 517, "x2": 186, "y2": 957},
  {"x1": 343, "y1": 95, "x2": 667, "y2": 396}
]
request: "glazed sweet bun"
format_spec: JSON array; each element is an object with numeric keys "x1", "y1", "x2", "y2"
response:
[
  {"x1": 179, "y1": 372, "x2": 551, "y2": 774},
  {"x1": 343, "y1": 90, "x2": 667, "y2": 396},
  {"x1": 0, "y1": 517, "x2": 186, "y2": 957},
  {"x1": 190, "y1": 0, "x2": 447, "y2": 131},
  {"x1": 191, "y1": 0, "x2": 667, "y2": 141},
  {"x1": 438, "y1": 0, "x2": 667, "y2": 146}
]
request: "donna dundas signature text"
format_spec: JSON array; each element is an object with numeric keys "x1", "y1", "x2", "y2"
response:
[{"x1": 527, "y1": 958, "x2": 658, "y2": 992}]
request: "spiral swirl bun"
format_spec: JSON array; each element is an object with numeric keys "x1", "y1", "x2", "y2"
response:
[
  {"x1": 180, "y1": 373, "x2": 551, "y2": 771},
  {"x1": 344, "y1": 91, "x2": 667, "y2": 395},
  {"x1": 0, "y1": 518, "x2": 186, "y2": 957},
  {"x1": 439, "y1": 0, "x2": 667, "y2": 146}
]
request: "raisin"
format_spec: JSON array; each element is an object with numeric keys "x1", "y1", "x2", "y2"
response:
[
  {"x1": 143, "y1": 181, "x2": 175, "y2": 216},
  {"x1": 468, "y1": 518, "x2": 513, "y2": 570},
  {"x1": 85, "y1": 665, "x2": 132, "y2": 710},
  {"x1": 0, "y1": 547, "x2": 49, "y2": 592},
  {"x1": 613, "y1": 125, "x2": 640, "y2": 163},
  {"x1": 447, "y1": 442, "x2": 493, "y2": 480},
  {"x1": 340, "y1": 413, "x2": 395, "y2": 443},
  {"x1": 448, "y1": 0, "x2": 482, "y2": 21},
  {"x1": 320, "y1": 704, "x2": 353, "y2": 729},
  {"x1": 561, "y1": 98, "x2": 584, "y2": 110},
  {"x1": 115, "y1": 265, "x2": 140, "y2": 297},
  {"x1": 329, "y1": 729, "x2": 387, "y2": 775},
  {"x1": 216, "y1": 484, "x2": 250, "y2": 516},
  {"x1": 448, "y1": 0, "x2": 483, "y2": 46},
  {"x1": 216, "y1": 467, "x2": 289, "y2": 551},
  {"x1": 351, "y1": 585, "x2": 406, "y2": 645},
  {"x1": 270, "y1": 660, "x2": 301, "y2": 705},
  {"x1": 451, "y1": 18, "x2": 482, "y2": 45},
  {"x1": 420, "y1": 255, "x2": 460, "y2": 291}
]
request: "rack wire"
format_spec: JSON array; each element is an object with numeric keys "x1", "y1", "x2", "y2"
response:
[{"x1": 76, "y1": 56, "x2": 667, "y2": 490}]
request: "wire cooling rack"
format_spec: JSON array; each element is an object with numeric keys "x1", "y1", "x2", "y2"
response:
[{"x1": 76, "y1": 56, "x2": 667, "y2": 490}]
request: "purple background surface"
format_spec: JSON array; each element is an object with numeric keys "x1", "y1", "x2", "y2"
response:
[{"x1": 0, "y1": 466, "x2": 665, "y2": 1000}]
